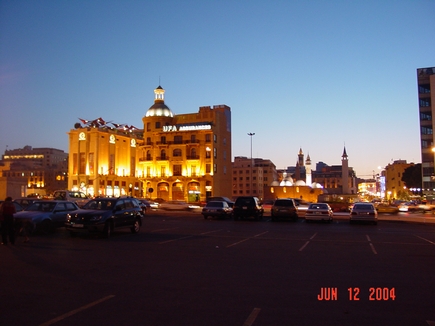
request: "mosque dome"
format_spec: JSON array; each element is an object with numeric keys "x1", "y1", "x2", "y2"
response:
[
  {"x1": 271, "y1": 181, "x2": 280, "y2": 186},
  {"x1": 145, "y1": 85, "x2": 174, "y2": 117},
  {"x1": 295, "y1": 180, "x2": 306, "y2": 186}
]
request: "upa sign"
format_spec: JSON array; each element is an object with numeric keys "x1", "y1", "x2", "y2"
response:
[{"x1": 163, "y1": 124, "x2": 211, "y2": 132}]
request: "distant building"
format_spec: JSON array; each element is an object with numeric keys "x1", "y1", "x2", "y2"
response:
[
  {"x1": 417, "y1": 67, "x2": 435, "y2": 198},
  {"x1": 0, "y1": 146, "x2": 68, "y2": 198},
  {"x1": 384, "y1": 160, "x2": 414, "y2": 201},
  {"x1": 232, "y1": 156, "x2": 277, "y2": 200}
]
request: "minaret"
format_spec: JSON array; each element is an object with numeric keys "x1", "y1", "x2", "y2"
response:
[
  {"x1": 341, "y1": 146, "x2": 349, "y2": 194},
  {"x1": 298, "y1": 148, "x2": 304, "y2": 167},
  {"x1": 306, "y1": 154, "x2": 312, "y2": 186},
  {"x1": 294, "y1": 160, "x2": 301, "y2": 181}
]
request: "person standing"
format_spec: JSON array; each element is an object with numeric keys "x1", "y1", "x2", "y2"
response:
[{"x1": 0, "y1": 197, "x2": 17, "y2": 245}]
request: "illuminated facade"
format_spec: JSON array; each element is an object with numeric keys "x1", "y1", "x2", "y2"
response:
[
  {"x1": 139, "y1": 86, "x2": 232, "y2": 202},
  {"x1": 1, "y1": 146, "x2": 68, "y2": 197},
  {"x1": 68, "y1": 124, "x2": 142, "y2": 197},
  {"x1": 384, "y1": 160, "x2": 413, "y2": 200},
  {"x1": 68, "y1": 86, "x2": 232, "y2": 202}
]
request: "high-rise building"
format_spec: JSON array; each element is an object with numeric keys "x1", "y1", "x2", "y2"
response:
[{"x1": 417, "y1": 67, "x2": 435, "y2": 198}]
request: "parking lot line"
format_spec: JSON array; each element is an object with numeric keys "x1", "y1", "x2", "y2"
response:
[
  {"x1": 227, "y1": 231, "x2": 269, "y2": 248},
  {"x1": 298, "y1": 232, "x2": 317, "y2": 252},
  {"x1": 243, "y1": 308, "x2": 261, "y2": 326},
  {"x1": 39, "y1": 295, "x2": 115, "y2": 326},
  {"x1": 415, "y1": 235, "x2": 435, "y2": 245},
  {"x1": 366, "y1": 234, "x2": 377, "y2": 254}
]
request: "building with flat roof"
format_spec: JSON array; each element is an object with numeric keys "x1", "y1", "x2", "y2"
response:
[
  {"x1": 67, "y1": 86, "x2": 232, "y2": 202},
  {"x1": 417, "y1": 67, "x2": 435, "y2": 198}
]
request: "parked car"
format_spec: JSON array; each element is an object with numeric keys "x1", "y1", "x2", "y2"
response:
[
  {"x1": 206, "y1": 196, "x2": 234, "y2": 208},
  {"x1": 305, "y1": 203, "x2": 333, "y2": 222},
  {"x1": 14, "y1": 200, "x2": 79, "y2": 234},
  {"x1": 202, "y1": 201, "x2": 233, "y2": 219},
  {"x1": 65, "y1": 197, "x2": 143, "y2": 238},
  {"x1": 271, "y1": 198, "x2": 298, "y2": 221},
  {"x1": 53, "y1": 190, "x2": 90, "y2": 207},
  {"x1": 14, "y1": 198, "x2": 38, "y2": 209},
  {"x1": 160, "y1": 201, "x2": 200, "y2": 211},
  {"x1": 233, "y1": 196, "x2": 264, "y2": 221},
  {"x1": 350, "y1": 202, "x2": 378, "y2": 225}
]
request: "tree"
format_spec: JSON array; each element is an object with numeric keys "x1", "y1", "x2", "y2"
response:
[{"x1": 401, "y1": 164, "x2": 422, "y2": 189}]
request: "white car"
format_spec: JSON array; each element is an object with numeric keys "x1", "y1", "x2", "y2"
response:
[
  {"x1": 160, "y1": 201, "x2": 200, "y2": 211},
  {"x1": 350, "y1": 203, "x2": 378, "y2": 225},
  {"x1": 305, "y1": 203, "x2": 333, "y2": 222}
]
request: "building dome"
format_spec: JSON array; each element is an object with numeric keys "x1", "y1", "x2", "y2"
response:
[
  {"x1": 295, "y1": 180, "x2": 306, "y2": 186},
  {"x1": 145, "y1": 85, "x2": 174, "y2": 117}
]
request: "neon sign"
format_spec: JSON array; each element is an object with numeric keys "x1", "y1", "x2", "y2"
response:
[{"x1": 163, "y1": 124, "x2": 211, "y2": 132}]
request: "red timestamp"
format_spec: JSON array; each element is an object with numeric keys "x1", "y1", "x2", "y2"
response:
[
  {"x1": 316, "y1": 287, "x2": 396, "y2": 301},
  {"x1": 348, "y1": 287, "x2": 396, "y2": 301}
]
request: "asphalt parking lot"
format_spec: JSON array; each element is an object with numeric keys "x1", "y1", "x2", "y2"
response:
[{"x1": 1, "y1": 210, "x2": 435, "y2": 326}]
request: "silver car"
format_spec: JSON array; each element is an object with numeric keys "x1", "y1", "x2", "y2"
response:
[
  {"x1": 350, "y1": 203, "x2": 378, "y2": 225},
  {"x1": 305, "y1": 203, "x2": 333, "y2": 222},
  {"x1": 14, "y1": 200, "x2": 80, "y2": 234}
]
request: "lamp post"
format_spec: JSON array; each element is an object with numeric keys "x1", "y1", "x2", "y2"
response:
[{"x1": 248, "y1": 133, "x2": 255, "y2": 195}]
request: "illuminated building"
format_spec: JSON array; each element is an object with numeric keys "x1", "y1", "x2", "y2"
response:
[
  {"x1": 139, "y1": 86, "x2": 232, "y2": 202},
  {"x1": 68, "y1": 86, "x2": 232, "y2": 202},
  {"x1": 417, "y1": 67, "x2": 435, "y2": 197},
  {"x1": 68, "y1": 121, "x2": 141, "y2": 197},
  {"x1": 384, "y1": 160, "x2": 413, "y2": 200},
  {"x1": 0, "y1": 146, "x2": 68, "y2": 198}
]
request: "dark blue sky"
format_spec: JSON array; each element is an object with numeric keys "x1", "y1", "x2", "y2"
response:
[{"x1": 1, "y1": 0, "x2": 433, "y2": 177}]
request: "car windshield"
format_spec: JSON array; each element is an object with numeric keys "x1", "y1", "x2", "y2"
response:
[
  {"x1": 27, "y1": 202, "x2": 57, "y2": 212},
  {"x1": 354, "y1": 204, "x2": 373, "y2": 210},
  {"x1": 309, "y1": 204, "x2": 327, "y2": 209},
  {"x1": 83, "y1": 199, "x2": 117, "y2": 210},
  {"x1": 275, "y1": 200, "x2": 294, "y2": 207},
  {"x1": 207, "y1": 202, "x2": 224, "y2": 207}
]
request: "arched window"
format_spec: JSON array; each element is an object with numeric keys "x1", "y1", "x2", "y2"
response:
[{"x1": 173, "y1": 149, "x2": 182, "y2": 157}]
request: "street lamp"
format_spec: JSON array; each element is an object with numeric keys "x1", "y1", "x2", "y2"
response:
[{"x1": 248, "y1": 133, "x2": 255, "y2": 195}]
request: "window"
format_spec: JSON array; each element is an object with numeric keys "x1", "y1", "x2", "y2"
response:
[
  {"x1": 146, "y1": 150, "x2": 152, "y2": 160},
  {"x1": 160, "y1": 150, "x2": 167, "y2": 160},
  {"x1": 79, "y1": 153, "x2": 86, "y2": 174},
  {"x1": 173, "y1": 164, "x2": 182, "y2": 176},
  {"x1": 155, "y1": 122, "x2": 161, "y2": 128},
  {"x1": 173, "y1": 149, "x2": 182, "y2": 157},
  {"x1": 174, "y1": 135, "x2": 182, "y2": 144},
  {"x1": 214, "y1": 134, "x2": 217, "y2": 143},
  {"x1": 214, "y1": 148, "x2": 217, "y2": 158},
  {"x1": 191, "y1": 135, "x2": 196, "y2": 143},
  {"x1": 206, "y1": 164, "x2": 211, "y2": 173},
  {"x1": 421, "y1": 126, "x2": 433, "y2": 135},
  {"x1": 421, "y1": 112, "x2": 432, "y2": 121},
  {"x1": 147, "y1": 122, "x2": 151, "y2": 131},
  {"x1": 160, "y1": 136, "x2": 166, "y2": 144},
  {"x1": 89, "y1": 153, "x2": 94, "y2": 175},
  {"x1": 206, "y1": 134, "x2": 211, "y2": 143},
  {"x1": 146, "y1": 137, "x2": 151, "y2": 145}
]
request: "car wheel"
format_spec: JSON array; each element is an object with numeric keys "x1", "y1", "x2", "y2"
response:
[
  {"x1": 40, "y1": 220, "x2": 53, "y2": 235},
  {"x1": 103, "y1": 221, "x2": 112, "y2": 238},
  {"x1": 203, "y1": 215, "x2": 208, "y2": 219},
  {"x1": 293, "y1": 215, "x2": 298, "y2": 222},
  {"x1": 131, "y1": 218, "x2": 141, "y2": 233}
]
